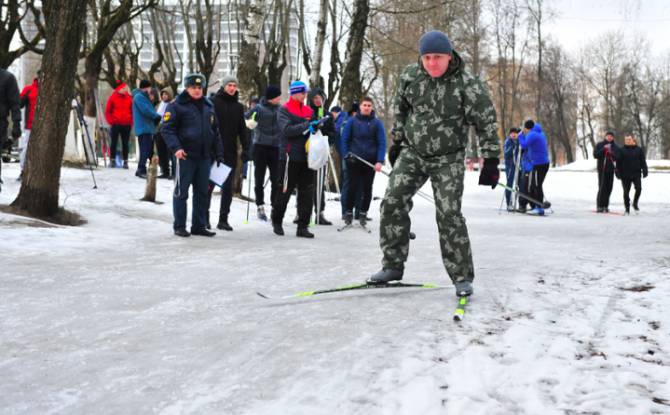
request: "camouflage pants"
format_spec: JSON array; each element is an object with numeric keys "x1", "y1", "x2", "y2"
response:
[{"x1": 379, "y1": 148, "x2": 474, "y2": 283}]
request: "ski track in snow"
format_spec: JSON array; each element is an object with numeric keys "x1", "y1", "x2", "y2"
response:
[{"x1": 1, "y1": 162, "x2": 670, "y2": 414}]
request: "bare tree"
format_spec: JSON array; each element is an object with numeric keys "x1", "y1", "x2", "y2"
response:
[
  {"x1": 542, "y1": 43, "x2": 575, "y2": 164},
  {"x1": 339, "y1": 0, "x2": 370, "y2": 112},
  {"x1": 82, "y1": 0, "x2": 157, "y2": 117},
  {"x1": 11, "y1": 0, "x2": 87, "y2": 219},
  {"x1": 0, "y1": 1, "x2": 45, "y2": 68},
  {"x1": 309, "y1": 0, "x2": 328, "y2": 88},
  {"x1": 624, "y1": 54, "x2": 662, "y2": 155},
  {"x1": 237, "y1": 0, "x2": 266, "y2": 102}
]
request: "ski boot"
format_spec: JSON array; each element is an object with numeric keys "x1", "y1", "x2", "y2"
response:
[
  {"x1": 344, "y1": 211, "x2": 353, "y2": 226},
  {"x1": 368, "y1": 268, "x2": 403, "y2": 284},
  {"x1": 257, "y1": 206, "x2": 268, "y2": 221},
  {"x1": 454, "y1": 280, "x2": 473, "y2": 297},
  {"x1": 359, "y1": 211, "x2": 368, "y2": 227}
]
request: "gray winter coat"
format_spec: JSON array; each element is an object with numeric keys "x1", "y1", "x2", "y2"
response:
[{"x1": 250, "y1": 98, "x2": 281, "y2": 147}]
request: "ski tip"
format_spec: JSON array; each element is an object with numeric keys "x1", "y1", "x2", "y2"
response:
[
  {"x1": 256, "y1": 292, "x2": 270, "y2": 299},
  {"x1": 453, "y1": 313, "x2": 463, "y2": 322}
]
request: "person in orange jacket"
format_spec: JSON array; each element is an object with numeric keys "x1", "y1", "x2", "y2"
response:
[{"x1": 105, "y1": 80, "x2": 133, "y2": 168}]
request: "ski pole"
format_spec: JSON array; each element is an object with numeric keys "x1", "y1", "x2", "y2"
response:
[
  {"x1": 349, "y1": 152, "x2": 435, "y2": 204},
  {"x1": 244, "y1": 160, "x2": 253, "y2": 224},
  {"x1": 327, "y1": 151, "x2": 340, "y2": 194},
  {"x1": 72, "y1": 100, "x2": 97, "y2": 189},
  {"x1": 496, "y1": 182, "x2": 550, "y2": 209}
]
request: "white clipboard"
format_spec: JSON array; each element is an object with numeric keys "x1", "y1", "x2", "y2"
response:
[{"x1": 210, "y1": 162, "x2": 232, "y2": 188}]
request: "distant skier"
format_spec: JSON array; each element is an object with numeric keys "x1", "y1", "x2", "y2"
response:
[
  {"x1": 616, "y1": 134, "x2": 647, "y2": 214},
  {"x1": 18, "y1": 72, "x2": 39, "y2": 180},
  {"x1": 519, "y1": 120, "x2": 550, "y2": 215},
  {"x1": 132, "y1": 79, "x2": 162, "y2": 179},
  {"x1": 105, "y1": 80, "x2": 133, "y2": 169},
  {"x1": 370, "y1": 30, "x2": 501, "y2": 298},
  {"x1": 594, "y1": 131, "x2": 620, "y2": 213}
]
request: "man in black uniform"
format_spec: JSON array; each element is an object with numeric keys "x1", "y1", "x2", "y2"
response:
[{"x1": 161, "y1": 73, "x2": 224, "y2": 237}]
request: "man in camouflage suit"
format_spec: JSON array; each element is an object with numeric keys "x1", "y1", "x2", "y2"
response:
[{"x1": 369, "y1": 30, "x2": 501, "y2": 297}]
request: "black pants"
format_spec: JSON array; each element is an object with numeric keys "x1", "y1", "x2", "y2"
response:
[
  {"x1": 346, "y1": 160, "x2": 375, "y2": 213},
  {"x1": 518, "y1": 171, "x2": 531, "y2": 209},
  {"x1": 137, "y1": 134, "x2": 154, "y2": 174},
  {"x1": 272, "y1": 160, "x2": 314, "y2": 228},
  {"x1": 529, "y1": 163, "x2": 549, "y2": 209},
  {"x1": 253, "y1": 144, "x2": 279, "y2": 207},
  {"x1": 207, "y1": 158, "x2": 237, "y2": 224},
  {"x1": 621, "y1": 176, "x2": 641, "y2": 209},
  {"x1": 155, "y1": 131, "x2": 174, "y2": 177},
  {"x1": 597, "y1": 169, "x2": 615, "y2": 209},
  {"x1": 110, "y1": 125, "x2": 131, "y2": 161},
  {"x1": 173, "y1": 157, "x2": 210, "y2": 232}
]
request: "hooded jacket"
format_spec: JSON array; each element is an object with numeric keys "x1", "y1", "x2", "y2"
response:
[
  {"x1": 161, "y1": 90, "x2": 223, "y2": 160},
  {"x1": 308, "y1": 87, "x2": 337, "y2": 145},
  {"x1": 213, "y1": 88, "x2": 249, "y2": 166},
  {"x1": 249, "y1": 97, "x2": 281, "y2": 147},
  {"x1": 393, "y1": 50, "x2": 500, "y2": 159},
  {"x1": 519, "y1": 123, "x2": 550, "y2": 166},
  {"x1": 341, "y1": 112, "x2": 386, "y2": 164},
  {"x1": 20, "y1": 78, "x2": 39, "y2": 130},
  {"x1": 278, "y1": 97, "x2": 313, "y2": 162},
  {"x1": 617, "y1": 144, "x2": 648, "y2": 179},
  {"x1": 105, "y1": 84, "x2": 133, "y2": 126},
  {"x1": 132, "y1": 89, "x2": 162, "y2": 136}
]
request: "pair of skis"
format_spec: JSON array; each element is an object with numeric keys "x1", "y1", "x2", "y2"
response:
[
  {"x1": 257, "y1": 281, "x2": 470, "y2": 322},
  {"x1": 337, "y1": 223, "x2": 372, "y2": 233}
]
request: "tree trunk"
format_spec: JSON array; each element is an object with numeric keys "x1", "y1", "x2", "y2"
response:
[
  {"x1": 309, "y1": 0, "x2": 328, "y2": 88},
  {"x1": 237, "y1": 0, "x2": 266, "y2": 103},
  {"x1": 11, "y1": 0, "x2": 87, "y2": 218},
  {"x1": 338, "y1": 0, "x2": 370, "y2": 112}
]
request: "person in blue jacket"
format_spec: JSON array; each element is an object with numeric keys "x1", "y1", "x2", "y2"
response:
[
  {"x1": 132, "y1": 80, "x2": 162, "y2": 178},
  {"x1": 161, "y1": 73, "x2": 224, "y2": 237},
  {"x1": 519, "y1": 119, "x2": 550, "y2": 215},
  {"x1": 503, "y1": 127, "x2": 520, "y2": 209},
  {"x1": 341, "y1": 96, "x2": 386, "y2": 226}
]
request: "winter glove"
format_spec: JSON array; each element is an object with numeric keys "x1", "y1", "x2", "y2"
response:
[
  {"x1": 478, "y1": 157, "x2": 500, "y2": 189},
  {"x1": 216, "y1": 156, "x2": 225, "y2": 167},
  {"x1": 245, "y1": 118, "x2": 258, "y2": 130},
  {"x1": 388, "y1": 144, "x2": 402, "y2": 167},
  {"x1": 643, "y1": 171, "x2": 648, "y2": 178},
  {"x1": 11, "y1": 124, "x2": 21, "y2": 139},
  {"x1": 308, "y1": 120, "x2": 320, "y2": 135}
]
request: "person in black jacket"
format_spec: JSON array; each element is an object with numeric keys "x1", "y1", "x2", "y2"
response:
[
  {"x1": 209, "y1": 75, "x2": 250, "y2": 231},
  {"x1": 617, "y1": 134, "x2": 648, "y2": 214},
  {"x1": 248, "y1": 85, "x2": 282, "y2": 221},
  {"x1": 593, "y1": 131, "x2": 620, "y2": 213},
  {"x1": 307, "y1": 87, "x2": 336, "y2": 225},
  {"x1": 161, "y1": 73, "x2": 224, "y2": 237},
  {"x1": 271, "y1": 80, "x2": 320, "y2": 238},
  {"x1": 0, "y1": 68, "x2": 22, "y2": 187}
]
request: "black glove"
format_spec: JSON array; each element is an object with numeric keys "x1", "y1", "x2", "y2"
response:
[
  {"x1": 344, "y1": 152, "x2": 355, "y2": 162},
  {"x1": 478, "y1": 158, "x2": 500, "y2": 189},
  {"x1": 216, "y1": 157, "x2": 225, "y2": 167},
  {"x1": 3, "y1": 137, "x2": 14, "y2": 150},
  {"x1": 643, "y1": 171, "x2": 648, "y2": 178},
  {"x1": 11, "y1": 124, "x2": 21, "y2": 139},
  {"x1": 388, "y1": 144, "x2": 402, "y2": 167}
]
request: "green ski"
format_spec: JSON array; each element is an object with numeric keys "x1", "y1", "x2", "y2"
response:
[{"x1": 257, "y1": 281, "x2": 444, "y2": 300}]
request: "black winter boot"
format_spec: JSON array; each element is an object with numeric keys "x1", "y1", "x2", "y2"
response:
[{"x1": 296, "y1": 227, "x2": 314, "y2": 238}]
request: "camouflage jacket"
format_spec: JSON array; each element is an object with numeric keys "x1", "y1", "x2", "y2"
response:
[{"x1": 393, "y1": 51, "x2": 500, "y2": 159}]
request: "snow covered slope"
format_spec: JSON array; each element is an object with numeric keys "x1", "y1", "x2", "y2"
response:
[{"x1": 1, "y1": 162, "x2": 669, "y2": 414}]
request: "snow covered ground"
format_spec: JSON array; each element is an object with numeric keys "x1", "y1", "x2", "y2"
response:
[{"x1": 1, "y1": 161, "x2": 669, "y2": 415}]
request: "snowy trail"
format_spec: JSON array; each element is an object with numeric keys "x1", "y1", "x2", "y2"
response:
[{"x1": 1, "y1": 163, "x2": 669, "y2": 414}]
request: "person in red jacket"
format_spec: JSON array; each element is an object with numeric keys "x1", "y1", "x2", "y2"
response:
[
  {"x1": 19, "y1": 74, "x2": 39, "y2": 178},
  {"x1": 105, "y1": 80, "x2": 133, "y2": 168}
]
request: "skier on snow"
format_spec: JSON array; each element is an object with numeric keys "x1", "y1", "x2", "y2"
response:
[
  {"x1": 369, "y1": 30, "x2": 501, "y2": 298},
  {"x1": 594, "y1": 131, "x2": 620, "y2": 213},
  {"x1": 518, "y1": 119, "x2": 550, "y2": 215}
]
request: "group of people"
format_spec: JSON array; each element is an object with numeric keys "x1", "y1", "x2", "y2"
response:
[
  {"x1": 503, "y1": 120, "x2": 551, "y2": 215},
  {"x1": 594, "y1": 131, "x2": 648, "y2": 214},
  {"x1": 159, "y1": 70, "x2": 390, "y2": 239}
]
